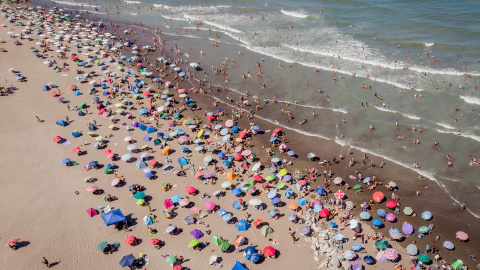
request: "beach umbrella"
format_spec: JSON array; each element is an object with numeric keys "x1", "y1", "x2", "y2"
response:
[
  {"x1": 372, "y1": 191, "x2": 384, "y2": 202},
  {"x1": 353, "y1": 184, "x2": 362, "y2": 190},
  {"x1": 86, "y1": 185, "x2": 98, "y2": 192},
  {"x1": 171, "y1": 195, "x2": 181, "y2": 204},
  {"x1": 287, "y1": 214, "x2": 297, "y2": 221},
  {"x1": 263, "y1": 246, "x2": 275, "y2": 257},
  {"x1": 136, "y1": 199, "x2": 145, "y2": 206},
  {"x1": 344, "y1": 250, "x2": 355, "y2": 260},
  {"x1": 419, "y1": 226, "x2": 429, "y2": 234},
  {"x1": 248, "y1": 253, "x2": 260, "y2": 263},
  {"x1": 345, "y1": 201, "x2": 354, "y2": 210},
  {"x1": 390, "y1": 231, "x2": 402, "y2": 240},
  {"x1": 443, "y1": 241, "x2": 455, "y2": 250},
  {"x1": 372, "y1": 219, "x2": 383, "y2": 227},
  {"x1": 333, "y1": 177, "x2": 343, "y2": 185},
  {"x1": 165, "y1": 255, "x2": 178, "y2": 264},
  {"x1": 334, "y1": 190, "x2": 345, "y2": 200},
  {"x1": 359, "y1": 212, "x2": 371, "y2": 220},
  {"x1": 271, "y1": 197, "x2": 281, "y2": 205},
  {"x1": 267, "y1": 190, "x2": 277, "y2": 199},
  {"x1": 210, "y1": 236, "x2": 222, "y2": 246},
  {"x1": 53, "y1": 135, "x2": 62, "y2": 142},
  {"x1": 333, "y1": 234, "x2": 344, "y2": 241},
  {"x1": 127, "y1": 144, "x2": 136, "y2": 151},
  {"x1": 183, "y1": 215, "x2": 194, "y2": 225},
  {"x1": 383, "y1": 248, "x2": 398, "y2": 261},
  {"x1": 164, "y1": 199, "x2": 174, "y2": 209},
  {"x1": 97, "y1": 241, "x2": 109, "y2": 250},
  {"x1": 418, "y1": 254, "x2": 431, "y2": 263},
  {"x1": 363, "y1": 255, "x2": 374, "y2": 264},
  {"x1": 186, "y1": 186, "x2": 196, "y2": 194},
  {"x1": 386, "y1": 201, "x2": 397, "y2": 208},
  {"x1": 121, "y1": 154, "x2": 132, "y2": 161},
  {"x1": 220, "y1": 241, "x2": 230, "y2": 251},
  {"x1": 402, "y1": 223, "x2": 414, "y2": 235},
  {"x1": 456, "y1": 231, "x2": 468, "y2": 241},
  {"x1": 165, "y1": 225, "x2": 177, "y2": 234},
  {"x1": 318, "y1": 208, "x2": 330, "y2": 218},
  {"x1": 421, "y1": 211, "x2": 432, "y2": 220},
  {"x1": 205, "y1": 201, "x2": 216, "y2": 210},
  {"x1": 316, "y1": 187, "x2": 326, "y2": 195},
  {"x1": 352, "y1": 263, "x2": 364, "y2": 270},
  {"x1": 248, "y1": 199, "x2": 262, "y2": 206},
  {"x1": 231, "y1": 188, "x2": 242, "y2": 196},
  {"x1": 133, "y1": 192, "x2": 145, "y2": 199},
  {"x1": 119, "y1": 254, "x2": 135, "y2": 267},
  {"x1": 403, "y1": 207, "x2": 414, "y2": 216},
  {"x1": 222, "y1": 213, "x2": 233, "y2": 222},
  {"x1": 350, "y1": 244, "x2": 363, "y2": 251},
  {"x1": 375, "y1": 250, "x2": 388, "y2": 264},
  {"x1": 375, "y1": 239, "x2": 389, "y2": 250},
  {"x1": 328, "y1": 222, "x2": 337, "y2": 228},
  {"x1": 406, "y1": 244, "x2": 418, "y2": 255},
  {"x1": 385, "y1": 213, "x2": 396, "y2": 222},
  {"x1": 125, "y1": 235, "x2": 136, "y2": 245},
  {"x1": 221, "y1": 181, "x2": 232, "y2": 189},
  {"x1": 377, "y1": 209, "x2": 387, "y2": 218},
  {"x1": 314, "y1": 204, "x2": 323, "y2": 213},
  {"x1": 349, "y1": 219, "x2": 359, "y2": 229},
  {"x1": 111, "y1": 178, "x2": 121, "y2": 186}
]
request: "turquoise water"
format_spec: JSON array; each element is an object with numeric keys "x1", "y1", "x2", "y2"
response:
[{"x1": 47, "y1": 0, "x2": 480, "y2": 216}]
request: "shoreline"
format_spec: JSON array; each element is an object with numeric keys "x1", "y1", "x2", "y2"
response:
[{"x1": 1, "y1": 2, "x2": 479, "y2": 270}]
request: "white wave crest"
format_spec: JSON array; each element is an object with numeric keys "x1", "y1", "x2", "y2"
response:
[
  {"x1": 54, "y1": 0, "x2": 99, "y2": 8},
  {"x1": 280, "y1": 9, "x2": 308, "y2": 19},
  {"x1": 424, "y1": 43, "x2": 434, "y2": 47},
  {"x1": 460, "y1": 95, "x2": 480, "y2": 106}
]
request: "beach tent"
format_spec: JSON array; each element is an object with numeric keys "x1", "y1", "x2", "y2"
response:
[
  {"x1": 146, "y1": 126, "x2": 156, "y2": 133},
  {"x1": 235, "y1": 220, "x2": 250, "y2": 231},
  {"x1": 101, "y1": 209, "x2": 126, "y2": 226},
  {"x1": 259, "y1": 225, "x2": 273, "y2": 237},
  {"x1": 56, "y1": 120, "x2": 68, "y2": 126},
  {"x1": 72, "y1": 130, "x2": 82, "y2": 138},
  {"x1": 232, "y1": 261, "x2": 248, "y2": 270}
]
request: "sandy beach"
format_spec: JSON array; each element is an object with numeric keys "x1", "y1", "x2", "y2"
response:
[{"x1": 1, "y1": 3, "x2": 479, "y2": 270}]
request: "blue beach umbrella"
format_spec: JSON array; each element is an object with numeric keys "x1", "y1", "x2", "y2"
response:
[{"x1": 377, "y1": 209, "x2": 387, "y2": 218}]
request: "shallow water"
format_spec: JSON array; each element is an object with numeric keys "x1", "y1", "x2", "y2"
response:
[{"x1": 44, "y1": 0, "x2": 480, "y2": 216}]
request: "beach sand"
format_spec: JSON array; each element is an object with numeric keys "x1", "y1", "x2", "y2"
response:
[{"x1": 1, "y1": 3, "x2": 479, "y2": 270}]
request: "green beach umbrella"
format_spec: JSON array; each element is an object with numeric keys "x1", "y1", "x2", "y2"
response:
[
  {"x1": 104, "y1": 168, "x2": 113, "y2": 174},
  {"x1": 247, "y1": 180, "x2": 254, "y2": 187},
  {"x1": 277, "y1": 183, "x2": 286, "y2": 189},
  {"x1": 220, "y1": 241, "x2": 230, "y2": 251},
  {"x1": 79, "y1": 102, "x2": 86, "y2": 109},
  {"x1": 87, "y1": 132, "x2": 95, "y2": 135},
  {"x1": 188, "y1": 239, "x2": 199, "y2": 248},
  {"x1": 221, "y1": 181, "x2": 232, "y2": 189},
  {"x1": 403, "y1": 207, "x2": 413, "y2": 215},
  {"x1": 136, "y1": 199, "x2": 145, "y2": 205},
  {"x1": 163, "y1": 89, "x2": 169, "y2": 95},
  {"x1": 375, "y1": 239, "x2": 389, "y2": 250},
  {"x1": 97, "y1": 241, "x2": 108, "y2": 250},
  {"x1": 293, "y1": 173, "x2": 303, "y2": 180},
  {"x1": 353, "y1": 184, "x2": 362, "y2": 190},
  {"x1": 29, "y1": 46, "x2": 35, "y2": 49},
  {"x1": 96, "y1": 136, "x2": 104, "y2": 141},
  {"x1": 94, "y1": 59, "x2": 101, "y2": 63},
  {"x1": 117, "y1": 66, "x2": 124, "y2": 70},
  {"x1": 210, "y1": 236, "x2": 222, "y2": 246},
  {"x1": 140, "y1": 68, "x2": 146, "y2": 72},
  {"x1": 154, "y1": 93, "x2": 160, "y2": 98},
  {"x1": 133, "y1": 94, "x2": 140, "y2": 99},
  {"x1": 165, "y1": 255, "x2": 177, "y2": 264},
  {"x1": 418, "y1": 254, "x2": 431, "y2": 263},
  {"x1": 188, "y1": 102, "x2": 196, "y2": 107},
  {"x1": 266, "y1": 175, "x2": 275, "y2": 181},
  {"x1": 185, "y1": 119, "x2": 195, "y2": 125}
]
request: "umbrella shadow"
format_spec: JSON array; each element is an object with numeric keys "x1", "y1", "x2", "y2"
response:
[
  {"x1": 144, "y1": 195, "x2": 153, "y2": 202},
  {"x1": 49, "y1": 261, "x2": 61, "y2": 268},
  {"x1": 17, "y1": 241, "x2": 30, "y2": 249},
  {"x1": 127, "y1": 157, "x2": 137, "y2": 163}
]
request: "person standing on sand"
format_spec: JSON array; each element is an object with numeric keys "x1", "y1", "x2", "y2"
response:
[
  {"x1": 288, "y1": 228, "x2": 296, "y2": 244},
  {"x1": 462, "y1": 202, "x2": 466, "y2": 210},
  {"x1": 42, "y1": 257, "x2": 49, "y2": 268}
]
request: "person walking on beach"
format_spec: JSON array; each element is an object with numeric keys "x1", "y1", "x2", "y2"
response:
[
  {"x1": 288, "y1": 228, "x2": 296, "y2": 244},
  {"x1": 42, "y1": 257, "x2": 49, "y2": 268},
  {"x1": 36, "y1": 116, "x2": 42, "y2": 123}
]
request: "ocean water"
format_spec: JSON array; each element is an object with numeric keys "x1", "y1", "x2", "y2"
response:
[{"x1": 45, "y1": 0, "x2": 480, "y2": 216}]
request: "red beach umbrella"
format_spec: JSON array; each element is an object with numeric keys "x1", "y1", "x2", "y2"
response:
[
  {"x1": 373, "y1": 191, "x2": 385, "y2": 203},
  {"x1": 318, "y1": 208, "x2": 330, "y2": 217},
  {"x1": 386, "y1": 201, "x2": 397, "y2": 208},
  {"x1": 149, "y1": 239, "x2": 160, "y2": 244},
  {"x1": 334, "y1": 190, "x2": 345, "y2": 200},
  {"x1": 125, "y1": 235, "x2": 135, "y2": 245},
  {"x1": 72, "y1": 147, "x2": 81, "y2": 153},
  {"x1": 53, "y1": 136, "x2": 61, "y2": 142},
  {"x1": 263, "y1": 246, "x2": 275, "y2": 257},
  {"x1": 186, "y1": 186, "x2": 196, "y2": 194}
]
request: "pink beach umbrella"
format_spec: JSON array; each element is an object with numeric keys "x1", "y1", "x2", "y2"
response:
[
  {"x1": 456, "y1": 231, "x2": 468, "y2": 241},
  {"x1": 383, "y1": 248, "x2": 399, "y2": 261},
  {"x1": 385, "y1": 213, "x2": 396, "y2": 222},
  {"x1": 334, "y1": 190, "x2": 345, "y2": 200},
  {"x1": 164, "y1": 199, "x2": 174, "y2": 209},
  {"x1": 205, "y1": 201, "x2": 216, "y2": 211}
]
